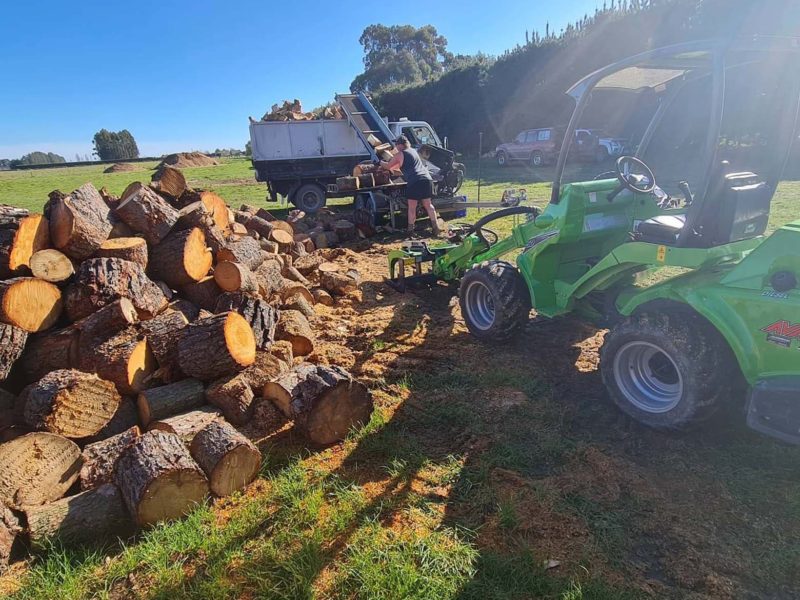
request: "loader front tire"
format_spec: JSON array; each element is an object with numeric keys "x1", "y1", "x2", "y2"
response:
[{"x1": 459, "y1": 261, "x2": 530, "y2": 342}]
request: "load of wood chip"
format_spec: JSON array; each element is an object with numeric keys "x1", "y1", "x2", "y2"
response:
[
  {"x1": 259, "y1": 99, "x2": 345, "y2": 122},
  {"x1": 0, "y1": 169, "x2": 372, "y2": 571}
]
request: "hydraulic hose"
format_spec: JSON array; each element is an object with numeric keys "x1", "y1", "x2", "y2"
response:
[{"x1": 465, "y1": 206, "x2": 541, "y2": 247}]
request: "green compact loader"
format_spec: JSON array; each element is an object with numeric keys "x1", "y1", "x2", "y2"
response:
[{"x1": 388, "y1": 37, "x2": 800, "y2": 442}]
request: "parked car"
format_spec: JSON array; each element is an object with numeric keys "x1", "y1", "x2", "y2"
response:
[
  {"x1": 496, "y1": 127, "x2": 624, "y2": 167},
  {"x1": 581, "y1": 129, "x2": 628, "y2": 159}
]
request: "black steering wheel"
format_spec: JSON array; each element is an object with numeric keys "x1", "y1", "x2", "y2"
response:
[{"x1": 607, "y1": 155, "x2": 656, "y2": 201}]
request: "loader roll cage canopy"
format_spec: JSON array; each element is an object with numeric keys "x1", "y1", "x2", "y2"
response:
[{"x1": 551, "y1": 37, "x2": 800, "y2": 247}]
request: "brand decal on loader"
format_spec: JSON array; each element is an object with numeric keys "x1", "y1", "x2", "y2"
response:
[{"x1": 761, "y1": 320, "x2": 800, "y2": 348}]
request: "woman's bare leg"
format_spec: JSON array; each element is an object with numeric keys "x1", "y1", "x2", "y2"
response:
[
  {"x1": 421, "y1": 199, "x2": 440, "y2": 235},
  {"x1": 407, "y1": 199, "x2": 418, "y2": 231}
]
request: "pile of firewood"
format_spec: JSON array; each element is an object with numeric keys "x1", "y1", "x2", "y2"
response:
[
  {"x1": 0, "y1": 168, "x2": 372, "y2": 571},
  {"x1": 256, "y1": 99, "x2": 345, "y2": 122}
]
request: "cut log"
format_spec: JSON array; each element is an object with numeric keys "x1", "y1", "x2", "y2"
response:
[
  {"x1": 179, "y1": 276, "x2": 222, "y2": 311},
  {"x1": 269, "y1": 229, "x2": 294, "y2": 246},
  {"x1": 169, "y1": 299, "x2": 201, "y2": 322},
  {"x1": 214, "y1": 260, "x2": 258, "y2": 294},
  {"x1": 174, "y1": 202, "x2": 226, "y2": 254},
  {"x1": 244, "y1": 215, "x2": 274, "y2": 239},
  {"x1": 320, "y1": 270, "x2": 360, "y2": 296},
  {"x1": 178, "y1": 312, "x2": 256, "y2": 381},
  {"x1": 213, "y1": 292, "x2": 277, "y2": 350},
  {"x1": 149, "y1": 227, "x2": 212, "y2": 288},
  {"x1": 312, "y1": 288, "x2": 334, "y2": 306},
  {"x1": 230, "y1": 222, "x2": 248, "y2": 239},
  {"x1": 333, "y1": 220, "x2": 357, "y2": 242},
  {"x1": 148, "y1": 406, "x2": 221, "y2": 443},
  {"x1": 264, "y1": 364, "x2": 373, "y2": 445},
  {"x1": 25, "y1": 483, "x2": 131, "y2": 550},
  {"x1": 139, "y1": 309, "x2": 189, "y2": 380},
  {"x1": 240, "y1": 351, "x2": 288, "y2": 391},
  {"x1": 256, "y1": 208, "x2": 276, "y2": 222},
  {"x1": 0, "y1": 277, "x2": 62, "y2": 332},
  {"x1": 29, "y1": 249, "x2": 74, "y2": 283},
  {"x1": 79, "y1": 427, "x2": 141, "y2": 491},
  {"x1": 275, "y1": 310, "x2": 315, "y2": 357},
  {"x1": 197, "y1": 191, "x2": 231, "y2": 233},
  {"x1": 234, "y1": 210, "x2": 252, "y2": 225},
  {"x1": 151, "y1": 165, "x2": 187, "y2": 199},
  {"x1": 217, "y1": 237, "x2": 264, "y2": 271},
  {"x1": 0, "y1": 323, "x2": 27, "y2": 381},
  {"x1": 284, "y1": 292, "x2": 315, "y2": 319},
  {"x1": 75, "y1": 298, "x2": 139, "y2": 359},
  {"x1": 80, "y1": 328, "x2": 155, "y2": 395},
  {"x1": 22, "y1": 369, "x2": 121, "y2": 438},
  {"x1": 205, "y1": 375, "x2": 253, "y2": 426},
  {"x1": 283, "y1": 265, "x2": 310, "y2": 286},
  {"x1": 190, "y1": 420, "x2": 261, "y2": 497},
  {"x1": 312, "y1": 231, "x2": 338, "y2": 249},
  {"x1": 137, "y1": 378, "x2": 205, "y2": 426},
  {"x1": 253, "y1": 259, "x2": 286, "y2": 298},
  {"x1": 49, "y1": 183, "x2": 112, "y2": 260},
  {"x1": 116, "y1": 185, "x2": 179, "y2": 245},
  {"x1": 95, "y1": 237, "x2": 148, "y2": 269},
  {"x1": 293, "y1": 254, "x2": 326, "y2": 275},
  {"x1": 259, "y1": 239, "x2": 279, "y2": 254},
  {"x1": 318, "y1": 261, "x2": 340, "y2": 273},
  {"x1": 0, "y1": 502, "x2": 20, "y2": 573},
  {"x1": 115, "y1": 430, "x2": 208, "y2": 526},
  {"x1": 65, "y1": 257, "x2": 168, "y2": 321},
  {"x1": 18, "y1": 327, "x2": 79, "y2": 381},
  {"x1": 270, "y1": 340, "x2": 294, "y2": 365},
  {"x1": 84, "y1": 398, "x2": 139, "y2": 443},
  {"x1": 0, "y1": 206, "x2": 50, "y2": 278},
  {"x1": 0, "y1": 432, "x2": 82, "y2": 506}
]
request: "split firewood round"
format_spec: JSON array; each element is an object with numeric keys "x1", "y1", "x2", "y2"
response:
[
  {"x1": 214, "y1": 292, "x2": 277, "y2": 350},
  {"x1": 320, "y1": 270, "x2": 360, "y2": 296},
  {"x1": 80, "y1": 328, "x2": 156, "y2": 395},
  {"x1": 205, "y1": 375, "x2": 254, "y2": 427},
  {"x1": 190, "y1": 420, "x2": 261, "y2": 497},
  {"x1": 116, "y1": 185, "x2": 179, "y2": 245},
  {"x1": 18, "y1": 327, "x2": 79, "y2": 382},
  {"x1": 49, "y1": 183, "x2": 112, "y2": 260},
  {"x1": 214, "y1": 261, "x2": 258, "y2": 294},
  {"x1": 269, "y1": 229, "x2": 294, "y2": 247},
  {"x1": 95, "y1": 237, "x2": 149, "y2": 269},
  {"x1": 64, "y1": 257, "x2": 168, "y2": 321},
  {"x1": 24, "y1": 483, "x2": 132, "y2": 550},
  {"x1": 114, "y1": 430, "x2": 209, "y2": 526},
  {"x1": 79, "y1": 426, "x2": 141, "y2": 491},
  {"x1": 137, "y1": 378, "x2": 205, "y2": 426},
  {"x1": 0, "y1": 205, "x2": 50, "y2": 278},
  {"x1": 196, "y1": 191, "x2": 231, "y2": 233},
  {"x1": 29, "y1": 249, "x2": 75, "y2": 283},
  {"x1": 179, "y1": 276, "x2": 222, "y2": 311},
  {"x1": 293, "y1": 254, "x2": 325, "y2": 275},
  {"x1": 178, "y1": 312, "x2": 256, "y2": 381},
  {"x1": 0, "y1": 323, "x2": 27, "y2": 381},
  {"x1": 149, "y1": 227, "x2": 212, "y2": 288},
  {"x1": 275, "y1": 310, "x2": 315, "y2": 357},
  {"x1": 264, "y1": 364, "x2": 373, "y2": 445},
  {"x1": 0, "y1": 277, "x2": 62, "y2": 332},
  {"x1": 0, "y1": 432, "x2": 82, "y2": 506},
  {"x1": 147, "y1": 406, "x2": 221, "y2": 443},
  {"x1": 217, "y1": 237, "x2": 264, "y2": 271},
  {"x1": 312, "y1": 288, "x2": 334, "y2": 306},
  {"x1": 21, "y1": 369, "x2": 121, "y2": 438}
]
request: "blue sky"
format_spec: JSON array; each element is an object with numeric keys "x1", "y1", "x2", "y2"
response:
[{"x1": 0, "y1": 0, "x2": 597, "y2": 159}]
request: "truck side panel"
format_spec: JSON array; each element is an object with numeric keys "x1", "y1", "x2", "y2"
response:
[{"x1": 249, "y1": 121, "x2": 369, "y2": 161}]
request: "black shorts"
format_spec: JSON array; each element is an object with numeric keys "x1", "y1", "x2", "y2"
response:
[{"x1": 406, "y1": 179, "x2": 433, "y2": 201}]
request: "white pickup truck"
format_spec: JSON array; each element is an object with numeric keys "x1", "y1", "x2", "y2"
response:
[{"x1": 249, "y1": 92, "x2": 459, "y2": 212}]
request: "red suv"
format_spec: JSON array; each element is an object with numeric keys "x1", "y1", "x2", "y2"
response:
[{"x1": 496, "y1": 127, "x2": 604, "y2": 167}]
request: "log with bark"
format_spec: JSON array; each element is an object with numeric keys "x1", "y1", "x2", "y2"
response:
[
  {"x1": 137, "y1": 378, "x2": 205, "y2": 426},
  {"x1": 320, "y1": 269, "x2": 360, "y2": 296},
  {"x1": 0, "y1": 277, "x2": 63, "y2": 332},
  {"x1": 275, "y1": 310, "x2": 315, "y2": 357},
  {"x1": 312, "y1": 288, "x2": 334, "y2": 306},
  {"x1": 149, "y1": 227, "x2": 213, "y2": 288},
  {"x1": 29, "y1": 249, "x2": 74, "y2": 283},
  {"x1": 213, "y1": 260, "x2": 258, "y2": 294},
  {"x1": 174, "y1": 202, "x2": 226, "y2": 254},
  {"x1": 216, "y1": 237, "x2": 264, "y2": 271},
  {"x1": 64, "y1": 257, "x2": 168, "y2": 321},
  {"x1": 0, "y1": 432, "x2": 82, "y2": 506},
  {"x1": 21, "y1": 369, "x2": 121, "y2": 438},
  {"x1": 95, "y1": 237, "x2": 149, "y2": 269},
  {"x1": 179, "y1": 276, "x2": 222, "y2": 311},
  {"x1": 84, "y1": 398, "x2": 139, "y2": 443},
  {"x1": 214, "y1": 292, "x2": 277, "y2": 350},
  {"x1": 169, "y1": 298, "x2": 201, "y2": 322},
  {"x1": 0, "y1": 323, "x2": 27, "y2": 381},
  {"x1": 293, "y1": 253, "x2": 326, "y2": 275},
  {"x1": 79, "y1": 426, "x2": 141, "y2": 491},
  {"x1": 0, "y1": 502, "x2": 20, "y2": 573},
  {"x1": 24, "y1": 483, "x2": 131, "y2": 550},
  {"x1": 177, "y1": 312, "x2": 256, "y2": 381},
  {"x1": 333, "y1": 220, "x2": 357, "y2": 242},
  {"x1": 151, "y1": 165, "x2": 187, "y2": 199},
  {"x1": 79, "y1": 328, "x2": 155, "y2": 395},
  {"x1": 241, "y1": 351, "x2": 288, "y2": 391},
  {"x1": 284, "y1": 292, "x2": 315, "y2": 319},
  {"x1": 75, "y1": 298, "x2": 139, "y2": 358},
  {"x1": 243, "y1": 215, "x2": 274, "y2": 239},
  {"x1": 138, "y1": 309, "x2": 189, "y2": 381},
  {"x1": 147, "y1": 406, "x2": 221, "y2": 443},
  {"x1": 263, "y1": 364, "x2": 373, "y2": 445},
  {"x1": 0, "y1": 206, "x2": 50, "y2": 278},
  {"x1": 49, "y1": 183, "x2": 112, "y2": 260},
  {"x1": 190, "y1": 420, "x2": 261, "y2": 496},
  {"x1": 116, "y1": 185, "x2": 179, "y2": 245},
  {"x1": 205, "y1": 375, "x2": 254, "y2": 427},
  {"x1": 114, "y1": 430, "x2": 209, "y2": 526},
  {"x1": 18, "y1": 327, "x2": 79, "y2": 382},
  {"x1": 253, "y1": 259, "x2": 286, "y2": 298}
]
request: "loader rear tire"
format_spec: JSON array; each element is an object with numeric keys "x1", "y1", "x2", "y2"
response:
[{"x1": 459, "y1": 261, "x2": 530, "y2": 342}]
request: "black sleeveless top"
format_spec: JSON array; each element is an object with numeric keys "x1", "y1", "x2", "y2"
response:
[{"x1": 400, "y1": 148, "x2": 432, "y2": 184}]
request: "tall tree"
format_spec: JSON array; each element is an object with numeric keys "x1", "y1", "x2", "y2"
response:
[
  {"x1": 92, "y1": 129, "x2": 140, "y2": 161},
  {"x1": 350, "y1": 25, "x2": 452, "y2": 92},
  {"x1": 12, "y1": 151, "x2": 66, "y2": 166}
]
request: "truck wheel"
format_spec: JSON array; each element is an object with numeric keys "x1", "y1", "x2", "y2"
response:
[
  {"x1": 292, "y1": 184, "x2": 326, "y2": 213},
  {"x1": 530, "y1": 151, "x2": 544, "y2": 167},
  {"x1": 459, "y1": 261, "x2": 531, "y2": 342},
  {"x1": 600, "y1": 311, "x2": 729, "y2": 430},
  {"x1": 496, "y1": 151, "x2": 508, "y2": 167}
]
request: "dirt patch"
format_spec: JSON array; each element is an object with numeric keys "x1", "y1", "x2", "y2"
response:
[
  {"x1": 159, "y1": 152, "x2": 219, "y2": 169},
  {"x1": 103, "y1": 163, "x2": 140, "y2": 173}
]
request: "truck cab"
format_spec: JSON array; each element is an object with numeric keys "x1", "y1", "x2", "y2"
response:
[{"x1": 388, "y1": 119, "x2": 445, "y2": 148}]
